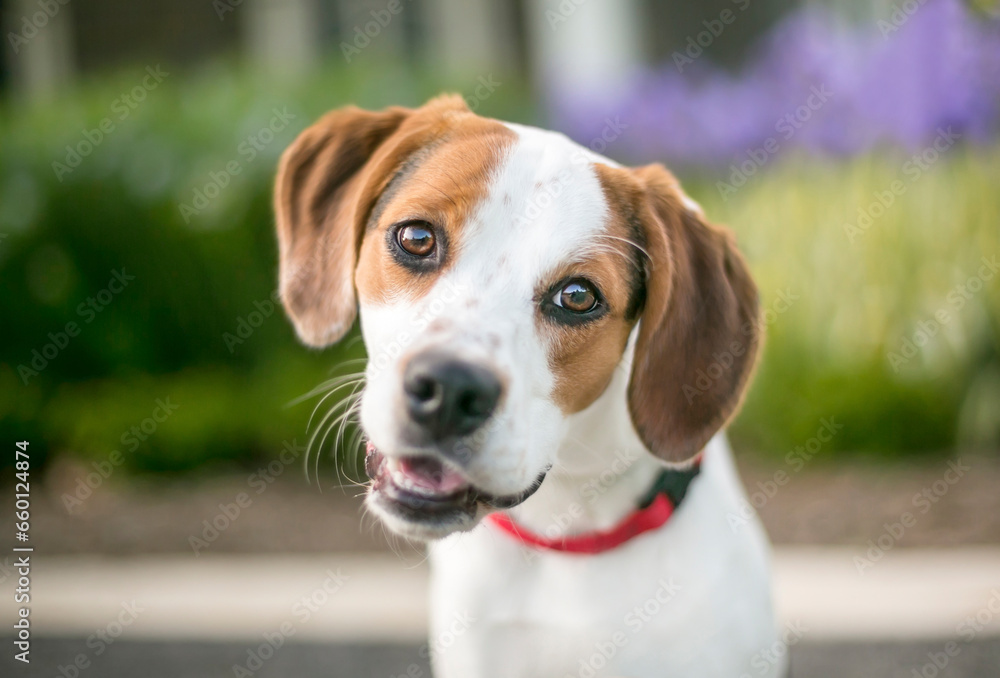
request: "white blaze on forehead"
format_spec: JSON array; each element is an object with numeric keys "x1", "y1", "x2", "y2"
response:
[{"x1": 442, "y1": 122, "x2": 615, "y2": 303}]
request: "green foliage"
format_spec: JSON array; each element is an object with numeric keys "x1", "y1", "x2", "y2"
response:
[
  {"x1": 696, "y1": 148, "x2": 1000, "y2": 457},
  {"x1": 1, "y1": 62, "x2": 997, "y2": 478}
]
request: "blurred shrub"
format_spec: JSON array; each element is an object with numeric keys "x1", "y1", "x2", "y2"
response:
[{"x1": 0, "y1": 60, "x2": 534, "y2": 476}]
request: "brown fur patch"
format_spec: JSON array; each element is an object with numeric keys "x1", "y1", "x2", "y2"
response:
[{"x1": 355, "y1": 115, "x2": 515, "y2": 305}]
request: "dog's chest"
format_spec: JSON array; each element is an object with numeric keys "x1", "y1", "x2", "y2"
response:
[{"x1": 426, "y1": 453, "x2": 784, "y2": 678}]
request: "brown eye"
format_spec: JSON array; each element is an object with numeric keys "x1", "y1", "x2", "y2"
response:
[
  {"x1": 397, "y1": 222, "x2": 436, "y2": 257},
  {"x1": 554, "y1": 280, "x2": 599, "y2": 313}
]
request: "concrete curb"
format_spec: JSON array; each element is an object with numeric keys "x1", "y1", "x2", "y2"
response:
[{"x1": 4, "y1": 547, "x2": 999, "y2": 643}]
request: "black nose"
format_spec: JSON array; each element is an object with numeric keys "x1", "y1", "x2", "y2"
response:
[{"x1": 403, "y1": 352, "x2": 501, "y2": 441}]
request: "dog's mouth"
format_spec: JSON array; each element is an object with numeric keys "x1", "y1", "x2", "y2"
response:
[{"x1": 364, "y1": 441, "x2": 546, "y2": 537}]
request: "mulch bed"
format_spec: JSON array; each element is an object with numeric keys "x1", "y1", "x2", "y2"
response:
[{"x1": 12, "y1": 451, "x2": 1000, "y2": 555}]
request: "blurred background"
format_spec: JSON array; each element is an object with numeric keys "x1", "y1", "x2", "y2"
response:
[{"x1": 1, "y1": 0, "x2": 1000, "y2": 676}]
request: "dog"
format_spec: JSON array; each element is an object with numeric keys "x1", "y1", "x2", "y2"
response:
[{"x1": 274, "y1": 95, "x2": 784, "y2": 678}]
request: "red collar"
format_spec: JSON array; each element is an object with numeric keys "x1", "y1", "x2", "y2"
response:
[
  {"x1": 486, "y1": 463, "x2": 701, "y2": 555},
  {"x1": 486, "y1": 492, "x2": 674, "y2": 555}
]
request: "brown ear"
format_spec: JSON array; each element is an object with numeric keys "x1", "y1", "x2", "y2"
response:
[
  {"x1": 273, "y1": 96, "x2": 467, "y2": 347},
  {"x1": 626, "y1": 164, "x2": 761, "y2": 464}
]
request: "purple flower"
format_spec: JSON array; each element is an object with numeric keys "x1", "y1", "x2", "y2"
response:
[{"x1": 546, "y1": 0, "x2": 1000, "y2": 166}]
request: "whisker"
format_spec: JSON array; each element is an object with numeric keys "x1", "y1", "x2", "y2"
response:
[
  {"x1": 305, "y1": 377, "x2": 365, "y2": 433},
  {"x1": 317, "y1": 389, "x2": 364, "y2": 491},
  {"x1": 286, "y1": 371, "x2": 364, "y2": 409},
  {"x1": 330, "y1": 381, "x2": 366, "y2": 487},
  {"x1": 305, "y1": 395, "x2": 355, "y2": 487},
  {"x1": 582, "y1": 241, "x2": 644, "y2": 274},
  {"x1": 595, "y1": 233, "x2": 651, "y2": 261}
]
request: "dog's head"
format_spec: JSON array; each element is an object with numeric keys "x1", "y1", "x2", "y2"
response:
[{"x1": 275, "y1": 96, "x2": 760, "y2": 540}]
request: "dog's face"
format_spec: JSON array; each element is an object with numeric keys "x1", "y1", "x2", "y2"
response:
[{"x1": 275, "y1": 96, "x2": 760, "y2": 540}]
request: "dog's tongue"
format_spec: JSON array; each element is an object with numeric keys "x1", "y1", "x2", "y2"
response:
[{"x1": 390, "y1": 455, "x2": 467, "y2": 495}]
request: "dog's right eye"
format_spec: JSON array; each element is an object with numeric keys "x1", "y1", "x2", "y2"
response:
[
  {"x1": 397, "y1": 222, "x2": 436, "y2": 257},
  {"x1": 540, "y1": 277, "x2": 607, "y2": 325},
  {"x1": 553, "y1": 280, "x2": 598, "y2": 313}
]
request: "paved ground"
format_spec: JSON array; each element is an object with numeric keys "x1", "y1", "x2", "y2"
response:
[
  {"x1": 4, "y1": 638, "x2": 1000, "y2": 677},
  {"x1": 1, "y1": 639, "x2": 431, "y2": 678},
  {"x1": 2, "y1": 550, "x2": 999, "y2": 676}
]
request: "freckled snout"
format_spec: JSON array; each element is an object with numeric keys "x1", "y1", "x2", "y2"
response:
[{"x1": 403, "y1": 351, "x2": 501, "y2": 442}]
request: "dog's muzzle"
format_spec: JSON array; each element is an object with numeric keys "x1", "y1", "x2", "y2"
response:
[{"x1": 364, "y1": 350, "x2": 546, "y2": 537}]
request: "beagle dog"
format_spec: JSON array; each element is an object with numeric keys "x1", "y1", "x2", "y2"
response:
[{"x1": 274, "y1": 95, "x2": 784, "y2": 678}]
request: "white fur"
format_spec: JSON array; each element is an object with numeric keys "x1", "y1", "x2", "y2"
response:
[{"x1": 357, "y1": 122, "x2": 783, "y2": 677}]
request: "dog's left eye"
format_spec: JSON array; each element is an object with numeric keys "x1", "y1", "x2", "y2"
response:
[
  {"x1": 397, "y1": 222, "x2": 436, "y2": 257},
  {"x1": 552, "y1": 280, "x2": 599, "y2": 313}
]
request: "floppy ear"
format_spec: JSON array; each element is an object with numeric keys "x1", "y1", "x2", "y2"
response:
[
  {"x1": 626, "y1": 164, "x2": 761, "y2": 465},
  {"x1": 273, "y1": 96, "x2": 469, "y2": 347}
]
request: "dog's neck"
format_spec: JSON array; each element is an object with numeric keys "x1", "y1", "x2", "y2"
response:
[{"x1": 505, "y1": 340, "x2": 666, "y2": 536}]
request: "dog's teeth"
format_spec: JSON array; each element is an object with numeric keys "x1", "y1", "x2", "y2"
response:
[
  {"x1": 384, "y1": 457, "x2": 463, "y2": 497},
  {"x1": 390, "y1": 467, "x2": 430, "y2": 495}
]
